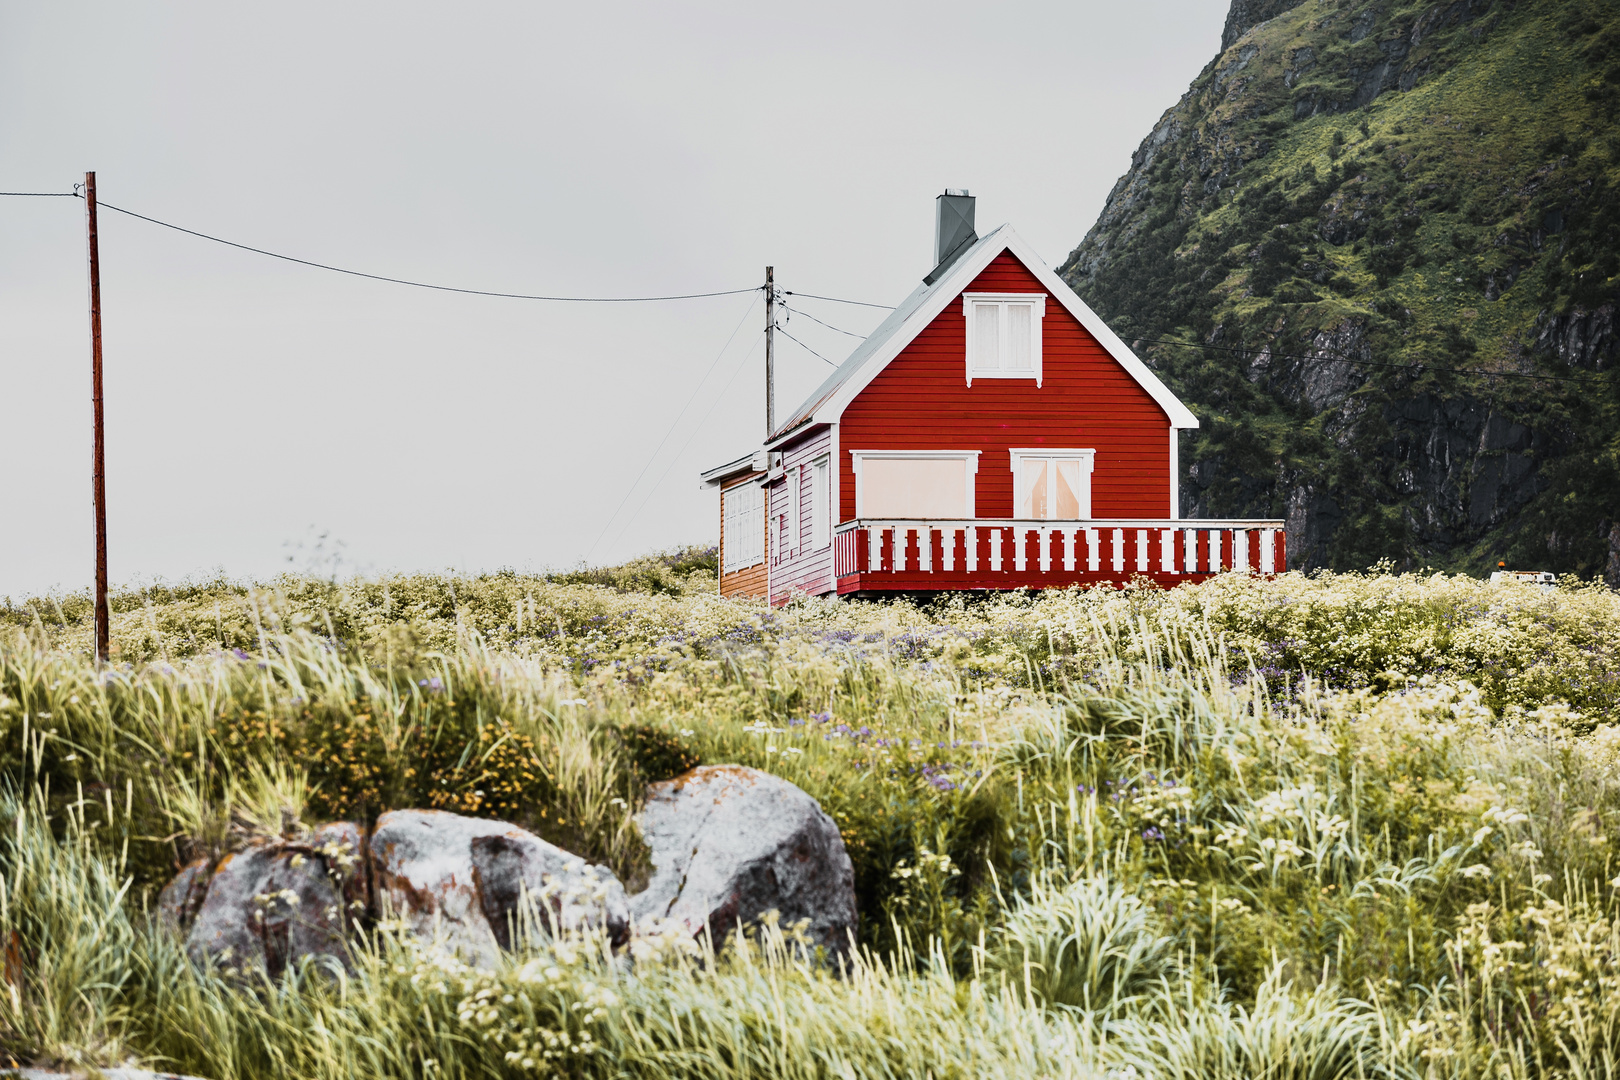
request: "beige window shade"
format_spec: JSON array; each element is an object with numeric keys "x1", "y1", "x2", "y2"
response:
[
  {"x1": 1011, "y1": 450, "x2": 1094, "y2": 520},
  {"x1": 858, "y1": 457, "x2": 971, "y2": 518},
  {"x1": 1018, "y1": 459, "x2": 1049, "y2": 518}
]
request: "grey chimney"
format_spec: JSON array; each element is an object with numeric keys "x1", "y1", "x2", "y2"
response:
[{"x1": 926, "y1": 189, "x2": 976, "y2": 284}]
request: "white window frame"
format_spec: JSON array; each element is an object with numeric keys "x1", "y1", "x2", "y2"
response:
[
  {"x1": 963, "y1": 292, "x2": 1046, "y2": 387},
  {"x1": 848, "y1": 450, "x2": 981, "y2": 519},
  {"x1": 810, "y1": 456, "x2": 831, "y2": 550},
  {"x1": 721, "y1": 481, "x2": 765, "y2": 573},
  {"x1": 788, "y1": 465, "x2": 802, "y2": 553},
  {"x1": 1009, "y1": 448, "x2": 1095, "y2": 520}
]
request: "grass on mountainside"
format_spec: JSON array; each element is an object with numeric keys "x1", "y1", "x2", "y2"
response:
[
  {"x1": 1063, "y1": 0, "x2": 1620, "y2": 575},
  {"x1": 1, "y1": 554, "x2": 1619, "y2": 1077}
]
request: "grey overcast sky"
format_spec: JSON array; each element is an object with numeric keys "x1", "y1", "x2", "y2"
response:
[{"x1": 1, "y1": 0, "x2": 1226, "y2": 597}]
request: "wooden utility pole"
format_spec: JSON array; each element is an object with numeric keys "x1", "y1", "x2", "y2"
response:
[
  {"x1": 764, "y1": 266, "x2": 775, "y2": 438},
  {"x1": 85, "y1": 172, "x2": 109, "y2": 663}
]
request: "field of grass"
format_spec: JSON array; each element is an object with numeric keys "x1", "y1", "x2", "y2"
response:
[{"x1": 2, "y1": 552, "x2": 1619, "y2": 1078}]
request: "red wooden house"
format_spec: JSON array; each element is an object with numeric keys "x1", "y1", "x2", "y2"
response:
[{"x1": 704, "y1": 192, "x2": 1283, "y2": 604}]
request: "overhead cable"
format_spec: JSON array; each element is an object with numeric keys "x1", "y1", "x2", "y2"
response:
[
  {"x1": 775, "y1": 324, "x2": 839, "y2": 367},
  {"x1": 1138, "y1": 336, "x2": 1602, "y2": 385},
  {"x1": 87, "y1": 195, "x2": 760, "y2": 303},
  {"x1": 783, "y1": 290, "x2": 894, "y2": 310},
  {"x1": 783, "y1": 303, "x2": 868, "y2": 339},
  {"x1": 10, "y1": 190, "x2": 886, "y2": 308}
]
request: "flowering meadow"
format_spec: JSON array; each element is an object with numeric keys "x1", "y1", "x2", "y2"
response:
[{"x1": 1, "y1": 552, "x2": 1618, "y2": 1079}]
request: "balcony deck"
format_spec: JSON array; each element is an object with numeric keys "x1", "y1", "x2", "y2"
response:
[{"x1": 833, "y1": 518, "x2": 1286, "y2": 595}]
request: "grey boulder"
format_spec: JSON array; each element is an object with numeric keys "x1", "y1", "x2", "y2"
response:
[
  {"x1": 629, "y1": 765, "x2": 857, "y2": 955},
  {"x1": 181, "y1": 821, "x2": 366, "y2": 977},
  {"x1": 369, "y1": 809, "x2": 629, "y2": 968}
]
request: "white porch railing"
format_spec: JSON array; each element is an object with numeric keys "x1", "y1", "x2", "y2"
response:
[{"x1": 833, "y1": 518, "x2": 1286, "y2": 581}]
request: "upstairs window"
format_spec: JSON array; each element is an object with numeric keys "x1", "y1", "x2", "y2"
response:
[
  {"x1": 722, "y1": 482, "x2": 765, "y2": 572},
  {"x1": 964, "y1": 293, "x2": 1045, "y2": 386},
  {"x1": 1010, "y1": 448, "x2": 1094, "y2": 520}
]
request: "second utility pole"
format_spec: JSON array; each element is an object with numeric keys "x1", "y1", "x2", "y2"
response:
[
  {"x1": 85, "y1": 172, "x2": 110, "y2": 664},
  {"x1": 764, "y1": 266, "x2": 775, "y2": 438}
]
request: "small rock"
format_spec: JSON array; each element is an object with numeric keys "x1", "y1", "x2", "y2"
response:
[
  {"x1": 630, "y1": 766, "x2": 857, "y2": 956},
  {"x1": 183, "y1": 836, "x2": 355, "y2": 977},
  {"x1": 369, "y1": 809, "x2": 629, "y2": 968}
]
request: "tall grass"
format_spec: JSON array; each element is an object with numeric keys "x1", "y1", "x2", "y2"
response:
[{"x1": 0, "y1": 563, "x2": 1616, "y2": 1076}]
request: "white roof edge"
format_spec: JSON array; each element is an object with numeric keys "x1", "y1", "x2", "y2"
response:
[
  {"x1": 811, "y1": 225, "x2": 1199, "y2": 430},
  {"x1": 699, "y1": 451, "x2": 763, "y2": 487},
  {"x1": 764, "y1": 419, "x2": 826, "y2": 452},
  {"x1": 1017, "y1": 231, "x2": 1200, "y2": 429}
]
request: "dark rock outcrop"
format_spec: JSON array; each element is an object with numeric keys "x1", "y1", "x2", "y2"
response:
[{"x1": 1534, "y1": 304, "x2": 1617, "y2": 372}]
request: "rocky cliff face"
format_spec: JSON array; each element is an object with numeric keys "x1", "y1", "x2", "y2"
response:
[
  {"x1": 1062, "y1": 0, "x2": 1620, "y2": 582},
  {"x1": 1223, "y1": 0, "x2": 1313, "y2": 50}
]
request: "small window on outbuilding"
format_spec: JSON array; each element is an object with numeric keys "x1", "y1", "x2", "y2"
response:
[
  {"x1": 964, "y1": 293, "x2": 1045, "y2": 386},
  {"x1": 721, "y1": 482, "x2": 765, "y2": 573}
]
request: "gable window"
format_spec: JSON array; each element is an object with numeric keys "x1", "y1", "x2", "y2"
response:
[
  {"x1": 721, "y1": 481, "x2": 765, "y2": 572},
  {"x1": 809, "y1": 456, "x2": 831, "y2": 550},
  {"x1": 963, "y1": 293, "x2": 1045, "y2": 386},
  {"x1": 1009, "y1": 449, "x2": 1094, "y2": 520},
  {"x1": 850, "y1": 450, "x2": 980, "y2": 519}
]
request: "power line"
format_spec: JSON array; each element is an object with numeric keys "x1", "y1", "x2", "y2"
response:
[
  {"x1": 1137, "y1": 336, "x2": 1603, "y2": 385},
  {"x1": 586, "y1": 296, "x2": 760, "y2": 559},
  {"x1": 87, "y1": 196, "x2": 760, "y2": 303},
  {"x1": 10, "y1": 190, "x2": 890, "y2": 311},
  {"x1": 783, "y1": 290, "x2": 894, "y2": 310},
  {"x1": 774, "y1": 324, "x2": 839, "y2": 367},
  {"x1": 783, "y1": 303, "x2": 867, "y2": 339}
]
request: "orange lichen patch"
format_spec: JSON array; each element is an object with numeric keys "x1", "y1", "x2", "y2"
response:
[{"x1": 653, "y1": 764, "x2": 768, "y2": 802}]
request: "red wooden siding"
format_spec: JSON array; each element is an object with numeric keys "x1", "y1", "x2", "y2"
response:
[
  {"x1": 770, "y1": 427, "x2": 835, "y2": 604},
  {"x1": 837, "y1": 251, "x2": 1171, "y2": 524}
]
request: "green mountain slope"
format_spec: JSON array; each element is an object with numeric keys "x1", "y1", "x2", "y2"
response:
[{"x1": 1061, "y1": 0, "x2": 1620, "y2": 581}]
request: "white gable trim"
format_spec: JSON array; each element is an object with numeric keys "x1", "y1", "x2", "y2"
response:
[{"x1": 811, "y1": 225, "x2": 1199, "y2": 430}]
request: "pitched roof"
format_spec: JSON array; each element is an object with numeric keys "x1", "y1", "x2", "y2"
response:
[{"x1": 766, "y1": 224, "x2": 1198, "y2": 447}]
